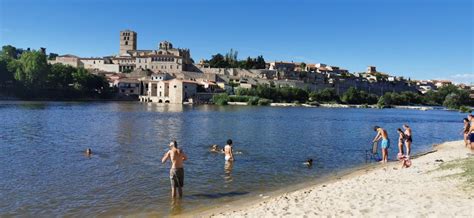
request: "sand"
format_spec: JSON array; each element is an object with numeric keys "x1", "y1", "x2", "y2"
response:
[{"x1": 200, "y1": 141, "x2": 473, "y2": 217}]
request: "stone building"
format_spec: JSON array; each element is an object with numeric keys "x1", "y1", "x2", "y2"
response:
[
  {"x1": 139, "y1": 79, "x2": 198, "y2": 104},
  {"x1": 119, "y1": 30, "x2": 137, "y2": 55},
  {"x1": 49, "y1": 30, "x2": 193, "y2": 74}
]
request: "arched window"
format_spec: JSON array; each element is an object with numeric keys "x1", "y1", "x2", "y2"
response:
[{"x1": 125, "y1": 41, "x2": 128, "y2": 45}]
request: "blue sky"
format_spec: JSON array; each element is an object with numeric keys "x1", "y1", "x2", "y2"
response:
[{"x1": 1, "y1": 0, "x2": 472, "y2": 83}]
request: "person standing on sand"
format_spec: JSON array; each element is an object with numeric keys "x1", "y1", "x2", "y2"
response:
[
  {"x1": 396, "y1": 128, "x2": 406, "y2": 160},
  {"x1": 373, "y1": 126, "x2": 389, "y2": 163},
  {"x1": 468, "y1": 114, "x2": 474, "y2": 149},
  {"x1": 462, "y1": 118, "x2": 470, "y2": 147},
  {"x1": 403, "y1": 124, "x2": 412, "y2": 157},
  {"x1": 162, "y1": 140, "x2": 188, "y2": 198},
  {"x1": 224, "y1": 139, "x2": 234, "y2": 162}
]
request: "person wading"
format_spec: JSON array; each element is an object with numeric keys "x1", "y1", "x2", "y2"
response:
[{"x1": 162, "y1": 140, "x2": 188, "y2": 198}]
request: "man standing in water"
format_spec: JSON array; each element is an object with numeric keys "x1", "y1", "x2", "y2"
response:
[
  {"x1": 373, "y1": 126, "x2": 390, "y2": 163},
  {"x1": 162, "y1": 140, "x2": 188, "y2": 198},
  {"x1": 224, "y1": 139, "x2": 234, "y2": 162}
]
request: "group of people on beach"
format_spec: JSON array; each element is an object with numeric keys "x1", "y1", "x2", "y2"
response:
[
  {"x1": 160, "y1": 139, "x2": 234, "y2": 198},
  {"x1": 462, "y1": 114, "x2": 474, "y2": 149},
  {"x1": 372, "y1": 124, "x2": 412, "y2": 167}
]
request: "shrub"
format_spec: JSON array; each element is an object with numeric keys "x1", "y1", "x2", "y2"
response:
[
  {"x1": 212, "y1": 93, "x2": 229, "y2": 105},
  {"x1": 459, "y1": 106, "x2": 472, "y2": 113},
  {"x1": 247, "y1": 96, "x2": 260, "y2": 105},
  {"x1": 257, "y1": 98, "x2": 272, "y2": 106}
]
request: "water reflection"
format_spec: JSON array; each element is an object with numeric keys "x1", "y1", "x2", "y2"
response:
[
  {"x1": 224, "y1": 161, "x2": 234, "y2": 184},
  {"x1": 169, "y1": 198, "x2": 183, "y2": 215}
]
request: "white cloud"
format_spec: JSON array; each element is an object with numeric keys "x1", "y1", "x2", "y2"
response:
[{"x1": 446, "y1": 73, "x2": 474, "y2": 84}]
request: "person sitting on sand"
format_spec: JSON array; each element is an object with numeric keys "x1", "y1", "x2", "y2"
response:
[
  {"x1": 462, "y1": 118, "x2": 470, "y2": 147},
  {"x1": 403, "y1": 124, "x2": 412, "y2": 157},
  {"x1": 224, "y1": 139, "x2": 234, "y2": 162},
  {"x1": 373, "y1": 126, "x2": 389, "y2": 163},
  {"x1": 397, "y1": 128, "x2": 406, "y2": 160},
  {"x1": 400, "y1": 155, "x2": 411, "y2": 168},
  {"x1": 162, "y1": 140, "x2": 188, "y2": 198}
]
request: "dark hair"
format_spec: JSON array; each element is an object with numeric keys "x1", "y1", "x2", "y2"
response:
[
  {"x1": 403, "y1": 124, "x2": 410, "y2": 128},
  {"x1": 227, "y1": 139, "x2": 233, "y2": 145},
  {"x1": 464, "y1": 118, "x2": 469, "y2": 122},
  {"x1": 373, "y1": 126, "x2": 380, "y2": 131},
  {"x1": 172, "y1": 140, "x2": 178, "y2": 148},
  {"x1": 397, "y1": 128, "x2": 403, "y2": 132},
  {"x1": 469, "y1": 114, "x2": 474, "y2": 117}
]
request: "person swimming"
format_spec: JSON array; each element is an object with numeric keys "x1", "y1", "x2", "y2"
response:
[
  {"x1": 85, "y1": 148, "x2": 92, "y2": 156},
  {"x1": 304, "y1": 159, "x2": 313, "y2": 167},
  {"x1": 210, "y1": 144, "x2": 220, "y2": 152}
]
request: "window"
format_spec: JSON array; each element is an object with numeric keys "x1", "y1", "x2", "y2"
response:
[
  {"x1": 159, "y1": 91, "x2": 162, "y2": 97},
  {"x1": 174, "y1": 85, "x2": 177, "y2": 88},
  {"x1": 123, "y1": 37, "x2": 126, "y2": 40},
  {"x1": 170, "y1": 65, "x2": 173, "y2": 69},
  {"x1": 184, "y1": 85, "x2": 187, "y2": 88},
  {"x1": 130, "y1": 90, "x2": 134, "y2": 93},
  {"x1": 125, "y1": 41, "x2": 128, "y2": 45}
]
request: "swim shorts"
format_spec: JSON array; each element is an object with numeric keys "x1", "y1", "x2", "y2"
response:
[
  {"x1": 381, "y1": 139, "x2": 390, "y2": 149},
  {"x1": 170, "y1": 168, "x2": 184, "y2": 188}
]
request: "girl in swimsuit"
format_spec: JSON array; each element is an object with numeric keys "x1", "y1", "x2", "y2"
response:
[
  {"x1": 403, "y1": 124, "x2": 412, "y2": 157},
  {"x1": 397, "y1": 128, "x2": 405, "y2": 160},
  {"x1": 462, "y1": 118, "x2": 470, "y2": 147}
]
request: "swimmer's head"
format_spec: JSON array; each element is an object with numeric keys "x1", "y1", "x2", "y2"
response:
[
  {"x1": 86, "y1": 148, "x2": 92, "y2": 155},
  {"x1": 373, "y1": 126, "x2": 380, "y2": 131},
  {"x1": 170, "y1": 140, "x2": 178, "y2": 148},
  {"x1": 464, "y1": 118, "x2": 469, "y2": 123},
  {"x1": 227, "y1": 139, "x2": 233, "y2": 145},
  {"x1": 397, "y1": 128, "x2": 403, "y2": 133}
]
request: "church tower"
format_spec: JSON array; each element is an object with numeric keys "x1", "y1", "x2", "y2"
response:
[{"x1": 119, "y1": 30, "x2": 137, "y2": 55}]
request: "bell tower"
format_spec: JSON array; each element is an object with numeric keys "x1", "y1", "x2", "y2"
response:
[{"x1": 119, "y1": 30, "x2": 137, "y2": 55}]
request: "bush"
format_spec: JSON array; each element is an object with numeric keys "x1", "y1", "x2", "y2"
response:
[
  {"x1": 212, "y1": 93, "x2": 229, "y2": 105},
  {"x1": 257, "y1": 98, "x2": 272, "y2": 106},
  {"x1": 459, "y1": 106, "x2": 472, "y2": 113},
  {"x1": 247, "y1": 96, "x2": 260, "y2": 105},
  {"x1": 229, "y1": 95, "x2": 251, "y2": 102},
  {"x1": 309, "y1": 88, "x2": 340, "y2": 103}
]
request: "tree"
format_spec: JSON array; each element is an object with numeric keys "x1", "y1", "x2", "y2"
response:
[
  {"x1": 300, "y1": 62, "x2": 306, "y2": 71},
  {"x1": 0, "y1": 45, "x2": 19, "y2": 59},
  {"x1": 14, "y1": 50, "x2": 49, "y2": 87},
  {"x1": 209, "y1": 53, "x2": 229, "y2": 68},
  {"x1": 48, "y1": 63, "x2": 75, "y2": 88},
  {"x1": 341, "y1": 87, "x2": 363, "y2": 104}
]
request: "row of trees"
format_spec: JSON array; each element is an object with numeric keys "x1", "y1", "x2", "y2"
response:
[
  {"x1": 0, "y1": 45, "x2": 111, "y2": 99},
  {"x1": 221, "y1": 84, "x2": 473, "y2": 111},
  {"x1": 204, "y1": 49, "x2": 266, "y2": 69}
]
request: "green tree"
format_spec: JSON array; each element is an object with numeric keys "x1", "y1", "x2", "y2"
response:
[
  {"x1": 14, "y1": 50, "x2": 49, "y2": 87},
  {"x1": 0, "y1": 45, "x2": 19, "y2": 59},
  {"x1": 341, "y1": 87, "x2": 363, "y2": 104},
  {"x1": 209, "y1": 53, "x2": 229, "y2": 68},
  {"x1": 48, "y1": 63, "x2": 75, "y2": 88}
]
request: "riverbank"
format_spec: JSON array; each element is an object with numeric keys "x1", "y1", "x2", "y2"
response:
[
  {"x1": 227, "y1": 101, "x2": 442, "y2": 110},
  {"x1": 199, "y1": 140, "x2": 473, "y2": 217}
]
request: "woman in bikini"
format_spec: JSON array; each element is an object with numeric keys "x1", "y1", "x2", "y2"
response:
[
  {"x1": 462, "y1": 118, "x2": 470, "y2": 147},
  {"x1": 403, "y1": 124, "x2": 412, "y2": 157},
  {"x1": 396, "y1": 128, "x2": 405, "y2": 160}
]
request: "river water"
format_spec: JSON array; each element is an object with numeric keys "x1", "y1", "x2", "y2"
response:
[{"x1": 0, "y1": 101, "x2": 465, "y2": 216}]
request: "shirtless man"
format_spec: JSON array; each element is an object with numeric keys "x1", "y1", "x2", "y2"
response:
[
  {"x1": 403, "y1": 124, "x2": 412, "y2": 157},
  {"x1": 162, "y1": 140, "x2": 188, "y2": 198},
  {"x1": 224, "y1": 139, "x2": 234, "y2": 162},
  {"x1": 373, "y1": 126, "x2": 390, "y2": 163}
]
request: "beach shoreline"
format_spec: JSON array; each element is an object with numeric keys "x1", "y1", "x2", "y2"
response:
[{"x1": 193, "y1": 140, "x2": 472, "y2": 217}]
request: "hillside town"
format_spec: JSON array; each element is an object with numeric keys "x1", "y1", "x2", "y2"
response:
[{"x1": 31, "y1": 30, "x2": 474, "y2": 104}]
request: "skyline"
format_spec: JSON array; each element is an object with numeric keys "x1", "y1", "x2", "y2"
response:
[{"x1": 0, "y1": 0, "x2": 473, "y2": 83}]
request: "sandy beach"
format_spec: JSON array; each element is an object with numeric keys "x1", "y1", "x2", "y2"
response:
[{"x1": 199, "y1": 140, "x2": 473, "y2": 217}]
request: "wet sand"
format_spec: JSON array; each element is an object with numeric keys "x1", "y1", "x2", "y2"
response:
[{"x1": 196, "y1": 140, "x2": 473, "y2": 217}]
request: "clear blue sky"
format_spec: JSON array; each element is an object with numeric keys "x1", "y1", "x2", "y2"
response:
[{"x1": 1, "y1": 0, "x2": 472, "y2": 83}]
